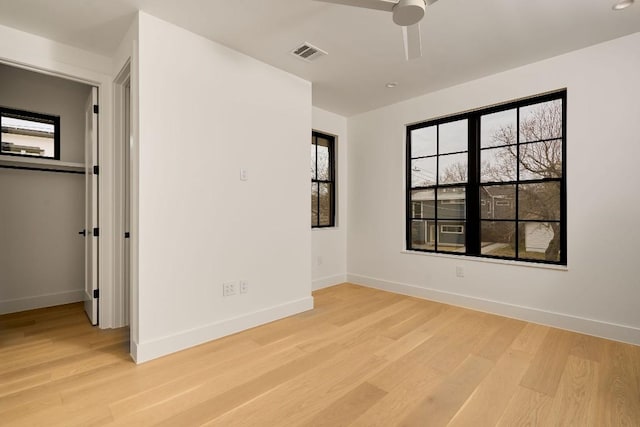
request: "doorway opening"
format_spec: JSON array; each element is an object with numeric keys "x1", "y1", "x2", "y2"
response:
[{"x1": 0, "y1": 61, "x2": 100, "y2": 324}]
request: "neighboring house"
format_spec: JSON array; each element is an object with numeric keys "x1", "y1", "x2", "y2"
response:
[
  {"x1": 412, "y1": 186, "x2": 550, "y2": 253},
  {"x1": 411, "y1": 187, "x2": 465, "y2": 248}
]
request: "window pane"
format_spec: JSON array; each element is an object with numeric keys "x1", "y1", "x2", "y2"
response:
[
  {"x1": 438, "y1": 221, "x2": 466, "y2": 252},
  {"x1": 437, "y1": 187, "x2": 465, "y2": 219},
  {"x1": 519, "y1": 182, "x2": 561, "y2": 220},
  {"x1": 518, "y1": 222, "x2": 561, "y2": 262},
  {"x1": 310, "y1": 144, "x2": 316, "y2": 179},
  {"x1": 439, "y1": 153, "x2": 467, "y2": 184},
  {"x1": 319, "y1": 183, "x2": 332, "y2": 226},
  {"x1": 519, "y1": 99, "x2": 562, "y2": 143},
  {"x1": 411, "y1": 126, "x2": 436, "y2": 158},
  {"x1": 480, "y1": 184, "x2": 515, "y2": 220},
  {"x1": 481, "y1": 221, "x2": 516, "y2": 257},
  {"x1": 480, "y1": 147, "x2": 516, "y2": 182},
  {"x1": 311, "y1": 183, "x2": 318, "y2": 227},
  {"x1": 481, "y1": 109, "x2": 516, "y2": 148},
  {"x1": 411, "y1": 220, "x2": 435, "y2": 251},
  {"x1": 1, "y1": 115, "x2": 55, "y2": 158},
  {"x1": 411, "y1": 157, "x2": 436, "y2": 187},
  {"x1": 519, "y1": 140, "x2": 562, "y2": 180},
  {"x1": 316, "y1": 143, "x2": 330, "y2": 180},
  {"x1": 439, "y1": 119, "x2": 468, "y2": 154},
  {"x1": 411, "y1": 189, "x2": 435, "y2": 218}
]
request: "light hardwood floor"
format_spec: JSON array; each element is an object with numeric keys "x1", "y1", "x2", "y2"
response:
[{"x1": 1, "y1": 283, "x2": 639, "y2": 426}]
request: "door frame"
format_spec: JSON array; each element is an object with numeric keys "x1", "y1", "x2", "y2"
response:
[
  {"x1": 0, "y1": 53, "x2": 116, "y2": 328},
  {"x1": 113, "y1": 62, "x2": 132, "y2": 328}
]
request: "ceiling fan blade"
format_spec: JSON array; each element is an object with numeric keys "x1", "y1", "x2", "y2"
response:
[
  {"x1": 312, "y1": 0, "x2": 396, "y2": 12},
  {"x1": 426, "y1": 0, "x2": 439, "y2": 5},
  {"x1": 402, "y1": 23, "x2": 422, "y2": 60}
]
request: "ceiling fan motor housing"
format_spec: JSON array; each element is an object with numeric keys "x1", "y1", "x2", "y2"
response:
[{"x1": 393, "y1": 0, "x2": 426, "y2": 26}]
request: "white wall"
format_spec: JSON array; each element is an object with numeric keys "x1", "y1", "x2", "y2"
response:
[
  {"x1": 312, "y1": 107, "x2": 348, "y2": 289},
  {"x1": 0, "y1": 23, "x2": 116, "y2": 326},
  {"x1": 347, "y1": 32, "x2": 640, "y2": 345},
  {"x1": 134, "y1": 13, "x2": 313, "y2": 362},
  {"x1": 0, "y1": 64, "x2": 92, "y2": 314}
]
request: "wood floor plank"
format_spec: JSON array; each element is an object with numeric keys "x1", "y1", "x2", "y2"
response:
[
  {"x1": 301, "y1": 382, "x2": 387, "y2": 427},
  {"x1": 349, "y1": 367, "x2": 443, "y2": 427},
  {"x1": 495, "y1": 386, "x2": 554, "y2": 426},
  {"x1": 399, "y1": 354, "x2": 494, "y2": 426},
  {"x1": 544, "y1": 355, "x2": 599, "y2": 426},
  {"x1": 1, "y1": 284, "x2": 639, "y2": 426},
  {"x1": 520, "y1": 327, "x2": 575, "y2": 396},
  {"x1": 205, "y1": 337, "x2": 392, "y2": 426},
  {"x1": 595, "y1": 340, "x2": 640, "y2": 426},
  {"x1": 448, "y1": 349, "x2": 532, "y2": 427}
]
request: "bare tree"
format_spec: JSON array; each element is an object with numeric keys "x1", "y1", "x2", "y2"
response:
[
  {"x1": 488, "y1": 100, "x2": 562, "y2": 260},
  {"x1": 441, "y1": 162, "x2": 467, "y2": 184}
]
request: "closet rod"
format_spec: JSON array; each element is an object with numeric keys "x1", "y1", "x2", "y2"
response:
[{"x1": 0, "y1": 164, "x2": 85, "y2": 175}]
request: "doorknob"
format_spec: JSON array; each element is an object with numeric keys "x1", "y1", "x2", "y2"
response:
[{"x1": 79, "y1": 229, "x2": 86, "y2": 236}]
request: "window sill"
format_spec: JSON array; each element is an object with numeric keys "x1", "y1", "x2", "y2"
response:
[
  {"x1": 401, "y1": 249, "x2": 568, "y2": 271},
  {"x1": 312, "y1": 226, "x2": 341, "y2": 231},
  {"x1": 0, "y1": 155, "x2": 84, "y2": 172}
]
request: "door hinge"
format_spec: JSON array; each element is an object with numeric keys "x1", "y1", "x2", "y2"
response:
[
  {"x1": 93, "y1": 227, "x2": 100, "y2": 237},
  {"x1": 124, "y1": 232, "x2": 130, "y2": 239},
  {"x1": 93, "y1": 289, "x2": 99, "y2": 299},
  {"x1": 93, "y1": 104, "x2": 99, "y2": 114},
  {"x1": 93, "y1": 165, "x2": 99, "y2": 175}
]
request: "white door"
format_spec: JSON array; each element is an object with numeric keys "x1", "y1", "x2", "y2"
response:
[{"x1": 84, "y1": 87, "x2": 99, "y2": 325}]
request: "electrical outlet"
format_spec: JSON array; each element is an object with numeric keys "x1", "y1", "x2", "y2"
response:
[
  {"x1": 223, "y1": 281, "x2": 237, "y2": 296},
  {"x1": 456, "y1": 266, "x2": 464, "y2": 278},
  {"x1": 239, "y1": 280, "x2": 248, "y2": 294}
]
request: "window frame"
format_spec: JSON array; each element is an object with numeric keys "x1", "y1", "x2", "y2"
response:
[
  {"x1": 0, "y1": 106, "x2": 61, "y2": 160},
  {"x1": 406, "y1": 90, "x2": 567, "y2": 265},
  {"x1": 311, "y1": 130, "x2": 336, "y2": 228}
]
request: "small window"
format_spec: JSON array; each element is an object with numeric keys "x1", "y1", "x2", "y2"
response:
[
  {"x1": 311, "y1": 131, "x2": 335, "y2": 227},
  {"x1": 495, "y1": 200, "x2": 511, "y2": 207},
  {"x1": 0, "y1": 107, "x2": 60, "y2": 159},
  {"x1": 441, "y1": 225, "x2": 464, "y2": 234}
]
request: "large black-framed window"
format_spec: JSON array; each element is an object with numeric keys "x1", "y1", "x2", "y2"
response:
[
  {"x1": 406, "y1": 90, "x2": 566, "y2": 265},
  {"x1": 0, "y1": 107, "x2": 60, "y2": 160},
  {"x1": 311, "y1": 131, "x2": 335, "y2": 228}
]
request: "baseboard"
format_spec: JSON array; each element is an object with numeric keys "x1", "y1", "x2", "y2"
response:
[
  {"x1": 312, "y1": 274, "x2": 347, "y2": 291},
  {"x1": 135, "y1": 296, "x2": 315, "y2": 363},
  {"x1": 0, "y1": 290, "x2": 84, "y2": 315},
  {"x1": 347, "y1": 273, "x2": 640, "y2": 346}
]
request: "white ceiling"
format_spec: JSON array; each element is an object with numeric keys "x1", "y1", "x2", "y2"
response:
[{"x1": 0, "y1": 0, "x2": 639, "y2": 116}]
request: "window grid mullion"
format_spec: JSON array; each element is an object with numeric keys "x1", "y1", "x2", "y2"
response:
[{"x1": 515, "y1": 106, "x2": 520, "y2": 259}]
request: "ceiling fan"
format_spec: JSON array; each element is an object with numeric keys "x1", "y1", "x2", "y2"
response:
[{"x1": 313, "y1": 0, "x2": 439, "y2": 60}]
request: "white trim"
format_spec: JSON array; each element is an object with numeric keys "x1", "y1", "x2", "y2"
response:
[
  {"x1": 112, "y1": 60, "x2": 132, "y2": 329},
  {"x1": 401, "y1": 249, "x2": 568, "y2": 271},
  {"x1": 0, "y1": 290, "x2": 84, "y2": 315},
  {"x1": 312, "y1": 274, "x2": 347, "y2": 290},
  {"x1": 0, "y1": 155, "x2": 84, "y2": 171},
  {"x1": 346, "y1": 273, "x2": 640, "y2": 346},
  {"x1": 134, "y1": 296, "x2": 314, "y2": 363}
]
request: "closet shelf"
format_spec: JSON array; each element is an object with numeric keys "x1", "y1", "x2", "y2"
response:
[{"x1": 0, "y1": 155, "x2": 85, "y2": 173}]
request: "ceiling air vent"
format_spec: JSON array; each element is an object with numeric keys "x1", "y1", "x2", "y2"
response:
[{"x1": 290, "y1": 42, "x2": 327, "y2": 62}]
